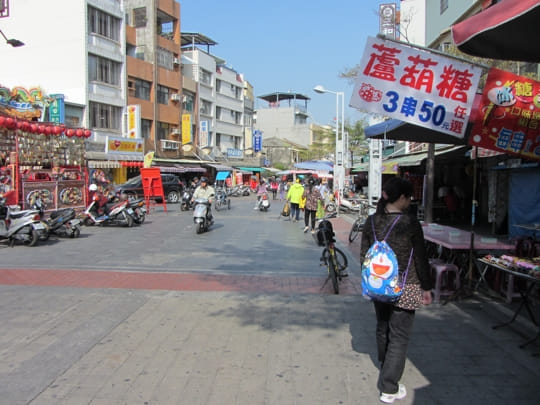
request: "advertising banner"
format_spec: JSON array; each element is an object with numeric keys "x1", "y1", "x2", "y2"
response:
[
  {"x1": 182, "y1": 114, "x2": 192, "y2": 144},
  {"x1": 199, "y1": 120, "x2": 209, "y2": 148},
  {"x1": 106, "y1": 136, "x2": 144, "y2": 155},
  {"x1": 350, "y1": 36, "x2": 482, "y2": 139},
  {"x1": 127, "y1": 105, "x2": 141, "y2": 139},
  {"x1": 253, "y1": 130, "x2": 262, "y2": 152},
  {"x1": 469, "y1": 68, "x2": 540, "y2": 161},
  {"x1": 48, "y1": 94, "x2": 65, "y2": 124}
]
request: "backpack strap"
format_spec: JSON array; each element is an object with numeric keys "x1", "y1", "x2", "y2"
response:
[
  {"x1": 400, "y1": 248, "x2": 414, "y2": 287},
  {"x1": 371, "y1": 214, "x2": 401, "y2": 242}
]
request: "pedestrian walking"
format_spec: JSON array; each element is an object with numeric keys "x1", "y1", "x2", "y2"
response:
[
  {"x1": 286, "y1": 178, "x2": 304, "y2": 222},
  {"x1": 278, "y1": 178, "x2": 287, "y2": 201},
  {"x1": 359, "y1": 177, "x2": 433, "y2": 404},
  {"x1": 302, "y1": 177, "x2": 323, "y2": 234}
]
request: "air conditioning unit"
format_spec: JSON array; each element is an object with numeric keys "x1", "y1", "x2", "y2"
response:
[
  {"x1": 170, "y1": 93, "x2": 181, "y2": 101},
  {"x1": 171, "y1": 128, "x2": 180, "y2": 135},
  {"x1": 161, "y1": 139, "x2": 180, "y2": 150},
  {"x1": 173, "y1": 57, "x2": 180, "y2": 65}
]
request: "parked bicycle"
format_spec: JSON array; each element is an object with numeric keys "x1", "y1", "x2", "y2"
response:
[
  {"x1": 315, "y1": 213, "x2": 349, "y2": 294},
  {"x1": 214, "y1": 187, "x2": 230, "y2": 211},
  {"x1": 348, "y1": 199, "x2": 373, "y2": 243}
]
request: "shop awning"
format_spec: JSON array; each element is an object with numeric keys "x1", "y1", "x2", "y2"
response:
[
  {"x1": 205, "y1": 163, "x2": 235, "y2": 171},
  {"x1": 215, "y1": 171, "x2": 230, "y2": 181},
  {"x1": 88, "y1": 160, "x2": 122, "y2": 168},
  {"x1": 353, "y1": 146, "x2": 468, "y2": 174},
  {"x1": 235, "y1": 166, "x2": 264, "y2": 172},
  {"x1": 451, "y1": 0, "x2": 540, "y2": 63},
  {"x1": 155, "y1": 164, "x2": 206, "y2": 174},
  {"x1": 293, "y1": 160, "x2": 333, "y2": 171}
]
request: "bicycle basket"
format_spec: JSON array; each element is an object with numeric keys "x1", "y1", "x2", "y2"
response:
[{"x1": 316, "y1": 219, "x2": 335, "y2": 246}]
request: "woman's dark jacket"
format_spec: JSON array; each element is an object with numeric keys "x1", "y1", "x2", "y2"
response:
[{"x1": 360, "y1": 212, "x2": 432, "y2": 291}]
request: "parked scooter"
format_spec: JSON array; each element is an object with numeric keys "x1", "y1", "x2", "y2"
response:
[
  {"x1": 125, "y1": 197, "x2": 146, "y2": 224},
  {"x1": 180, "y1": 188, "x2": 194, "y2": 211},
  {"x1": 32, "y1": 195, "x2": 81, "y2": 238},
  {"x1": 256, "y1": 192, "x2": 271, "y2": 212},
  {"x1": 0, "y1": 198, "x2": 44, "y2": 246},
  {"x1": 83, "y1": 186, "x2": 133, "y2": 227},
  {"x1": 193, "y1": 196, "x2": 214, "y2": 234}
]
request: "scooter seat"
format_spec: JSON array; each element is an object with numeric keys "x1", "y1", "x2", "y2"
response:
[
  {"x1": 9, "y1": 210, "x2": 37, "y2": 219},
  {"x1": 50, "y1": 208, "x2": 75, "y2": 220}
]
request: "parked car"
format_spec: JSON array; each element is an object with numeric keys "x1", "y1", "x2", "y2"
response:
[{"x1": 114, "y1": 174, "x2": 185, "y2": 203}]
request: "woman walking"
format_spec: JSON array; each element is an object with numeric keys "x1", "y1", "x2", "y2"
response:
[
  {"x1": 302, "y1": 177, "x2": 323, "y2": 233},
  {"x1": 360, "y1": 177, "x2": 432, "y2": 403}
]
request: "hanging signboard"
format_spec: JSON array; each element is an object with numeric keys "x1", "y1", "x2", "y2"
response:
[
  {"x1": 127, "y1": 105, "x2": 141, "y2": 139},
  {"x1": 199, "y1": 120, "x2": 209, "y2": 148},
  {"x1": 182, "y1": 113, "x2": 191, "y2": 144},
  {"x1": 349, "y1": 36, "x2": 482, "y2": 139},
  {"x1": 253, "y1": 130, "x2": 262, "y2": 152},
  {"x1": 469, "y1": 68, "x2": 540, "y2": 161}
]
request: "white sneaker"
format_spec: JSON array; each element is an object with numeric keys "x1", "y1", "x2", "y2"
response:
[
  {"x1": 380, "y1": 384, "x2": 406, "y2": 403},
  {"x1": 303, "y1": 226, "x2": 309, "y2": 233}
]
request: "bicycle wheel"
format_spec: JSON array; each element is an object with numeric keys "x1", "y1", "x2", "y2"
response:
[
  {"x1": 328, "y1": 257, "x2": 339, "y2": 294},
  {"x1": 322, "y1": 247, "x2": 348, "y2": 271},
  {"x1": 348, "y1": 218, "x2": 363, "y2": 243}
]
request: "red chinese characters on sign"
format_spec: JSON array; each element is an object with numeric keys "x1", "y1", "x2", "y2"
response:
[
  {"x1": 350, "y1": 36, "x2": 481, "y2": 139},
  {"x1": 470, "y1": 68, "x2": 540, "y2": 161}
]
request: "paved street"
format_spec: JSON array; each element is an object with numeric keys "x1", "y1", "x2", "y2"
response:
[{"x1": 0, "y1": 197, "x2": 539, "y2": 405}]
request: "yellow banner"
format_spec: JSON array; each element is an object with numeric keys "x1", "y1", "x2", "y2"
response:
[
  {"x1": 106, "y1": 137, "x2": 144, "y2": 154},
  {"x1": 182, "y1": 114, "x2": 192, "y2": 144},
  {"x1": 143, "y1": 152, "x2": 154, "y2": 168}
]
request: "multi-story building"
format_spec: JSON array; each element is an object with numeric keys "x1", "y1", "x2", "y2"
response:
[
  {"x1": 254, "y1": 92, "x2": 312, "y2": 149},
  {"x1": 124, "y1": 0, "x2": 183, "y2": 159},
  {"x1": 181, "y1": 33, "x2": 253, "y2": 163}
]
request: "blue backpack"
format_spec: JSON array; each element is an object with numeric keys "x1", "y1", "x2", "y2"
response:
[{"x1": 361, "y1": 215, "x2": 413, "y2": 302}]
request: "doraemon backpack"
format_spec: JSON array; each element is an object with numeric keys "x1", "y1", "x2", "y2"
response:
[{"x1": 361, "y1": 215, "x2": 414, "y2": 302}]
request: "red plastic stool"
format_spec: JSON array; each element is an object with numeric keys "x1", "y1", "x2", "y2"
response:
[{"x1": 430, "y1": 262, "x2": 460, "y2": 303}]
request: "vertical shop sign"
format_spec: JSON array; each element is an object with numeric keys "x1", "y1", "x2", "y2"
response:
[
  {"x1": 350, "y1": 36, "x2": 482, "y2": 139},
  {"x1": 48, "y1": 94, "x2": 65, "y2": 124},
  {"x1": 379, "y1": 3, "x2": 397, "y2": 40},
  {"x1": 182, "y1": 114, "x2": 192, "y2": 144},
  {"x1": 199, "y1": 120, "x2": 209, "y2": 147},
  {"x1": 253, "y1": 130, "x2": 262, "y2": 152},
  {"x1": 127, "y1": 105, "x2": 141, "y2": 138}
]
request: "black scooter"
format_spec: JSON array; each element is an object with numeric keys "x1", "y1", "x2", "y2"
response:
[
  {"x1": 180, "y1": 188, "x2": 194, "y2": 211},
  {"x1": 33, "y1": 196, "x2": 81, "y2": 238}
]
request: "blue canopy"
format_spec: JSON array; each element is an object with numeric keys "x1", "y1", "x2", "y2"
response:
[
  {"x1": 215, "y1": 171, "x2": 230, "y2": 181},
  {"x1": 293, "y1": 160, "x2": 333, "y2": 172}
]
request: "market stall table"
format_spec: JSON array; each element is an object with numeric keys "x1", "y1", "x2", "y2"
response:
[{"x1": 476, "y1": 258, "x2": 540, "y2": 350}]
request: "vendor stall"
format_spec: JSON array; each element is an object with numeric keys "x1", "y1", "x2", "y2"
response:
[{"x1": 0, "y1": 86, "x2": 91, "y2": 212}]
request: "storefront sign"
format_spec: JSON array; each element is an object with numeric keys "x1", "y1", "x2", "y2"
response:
[
  {"x1": 48, "y1": 94, "x2": 65, "y2": 124},
  {"x1": 106, "y1": 136, "x2": 144, "y2": 155},
  {"x1": 253, "y1": 130, "x2": 262, "y2": 152},
  {"x1": 350, "y1": 36, "x2": 482, "y2": 139},
  {"x1": 227, "y1": 148, "x2": 242, "y2": 157},
  {"x1": 470, "y1": 68, "x2": 540, "y2": 161},
  {"x1": 379, "y1": 3, "x2": 397, "y2": 40},
  {"x1": 127, "y1": 105, "x2": 141, "y2": 139},
  {"x1": 182, "y1": 114, "x2": 192, "y2": 144},
  {"x1": 199, "y1": 120, "x2": 208, "y2": 147}
]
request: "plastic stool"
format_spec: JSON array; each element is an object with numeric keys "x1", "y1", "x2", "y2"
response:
[{"x1": 430, "y1": 262, "x2": 460, "y2": 302}]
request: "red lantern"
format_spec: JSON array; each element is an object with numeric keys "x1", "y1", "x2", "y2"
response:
[
  {"x1": 37, "y1": 124, "x2": 46, "y2": 134},
  {"x1": 30, "y1": 123, "x2": 38, "y2": 133},
  {"x1": 21, "y1": 121, "x2": 30, "y2": 132},
  {"x1": 75, "y1": 129, "x2": 83, "y2": 137},
  {"x1": 6, "y1": 117, "x2": 16, "y2": 129},
  {"x1": 0, "y1": 116, "x2": 5, "y2": 127},
  {"x1": 53, "y1": 126, "x2": 64, "y2": 135},
  {"x1": 65, "y1": 128, "x2": 75, "y2": 137},
  {"x1": 44, "y1": 126, "x2": 52, "y2": 135},
  {"x1": 84, "y1": 129, "x2": 92, "y2": 138}
]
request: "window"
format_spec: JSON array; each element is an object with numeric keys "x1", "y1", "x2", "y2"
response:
[
  {"x1": 88, "y1": 54, "x2": 121, "y2": 86},
  {"x1": 235, "y1": 87, "x2": 242, "y2": 99},
  {"x1": 216, "y1": 79, "x2": 221, "y2": 93},
  {"x1": 157, "y1": 47, "x2": 174, "y2": 70},
  {"x1": 183, "y1": 92, "x2": 194, "y2": 112},
  {"x1": 135, "y1": 79, "x2": 151, "y2": 100},
  {"x1": 157, "y1": 85, "x2": 169, "y2": 105},
  {"x1": 141, "y1": 119, "x2": 152, "y2": 139},
  {"x1": 88, "y1": 6, "x2": 120, "y2": 41},
  {"x1": 199, "y1": 68, "x2": 212, "y2": 85},
  {"x1": 133, "y1": 7, "x2": 147, "y2": 28},
  {"x1": 215, "y1": 106, "x2": 222, "y2": 120},
  {"x1": 89, "y1": 102, "x2": 121, "y2": 130},
  {"x1": 200, "y1": 99, "x2": 212, "y2": 115},
  {"x1": 235, "y1": 111, "x2": 242, "y2": 125},
  {"x1": 440, "y1": 0, "x2": 448, "y2": 14},
  {"x1": 157, "y1": 122, "x2": 170, "y2": 141}
]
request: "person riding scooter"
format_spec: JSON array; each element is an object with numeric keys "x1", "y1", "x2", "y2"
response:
[
  {"x1": 191, "y1": 177, "x2": 215, "y2": 223},
  {"x1": 254, "y1": 179, "x2": 268, "y2": 210}
]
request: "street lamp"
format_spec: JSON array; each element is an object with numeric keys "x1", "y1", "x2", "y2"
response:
[
  {"x1": 313, "y1": 84, "x2": 345, "y2": 208},
  {"x1": 0, "y1": 29, "x2": 24, "y2": 47}
]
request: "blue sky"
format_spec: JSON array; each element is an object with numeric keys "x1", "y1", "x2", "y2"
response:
[{"x1": 180, "y1": 0, "x2": 381, "y2": 127}]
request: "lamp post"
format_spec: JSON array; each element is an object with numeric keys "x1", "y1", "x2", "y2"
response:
[
  {"x1": 313, "y1": 85, "x2": 345, "y2": 210},
  {"x1": 0, "y1": 29, "x2": 24, "y2": 47}
]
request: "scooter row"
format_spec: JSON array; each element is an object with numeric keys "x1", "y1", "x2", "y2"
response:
[{"x1": 83, "y1": 190, "x2": 146, "y2": 227}]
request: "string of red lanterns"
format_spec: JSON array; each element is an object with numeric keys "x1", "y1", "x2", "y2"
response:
[{"x1": 0, "y1": 115, "x2": 92, "y2": 138}]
